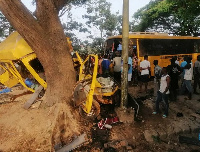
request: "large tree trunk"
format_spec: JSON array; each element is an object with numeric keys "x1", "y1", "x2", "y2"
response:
[
  {"x1": 0, "y1": 0, "x2": 80, "y2": 147},
  {"x1": 0, "y1": 0, "x2": 75, "y2": 106}
]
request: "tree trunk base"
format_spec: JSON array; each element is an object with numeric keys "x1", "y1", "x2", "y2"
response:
[{"x1": 51, "y1": 102, "x2": 81, "y2": 150}]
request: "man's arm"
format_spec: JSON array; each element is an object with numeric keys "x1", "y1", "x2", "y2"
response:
[
  {"x1": 148, "y1": 61, "x2": 150, "y2": 70},
  {"x1": 140, "y1": 62, "x2": 149, "y2": 70},
  {"x1": 182, "y1": 63, "x2": 191, "y2": 69},
  {"x1": 113, "y1": 59, "x2": 115, "y2": 66},
  {"x1": 163, "y1": 76, "x2": 170, "y2": 94},
  {"x1": 194, "y1": 62, "x2": 199, "y2": 75}
]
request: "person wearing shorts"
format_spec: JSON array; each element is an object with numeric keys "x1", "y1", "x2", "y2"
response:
[{"x1": 139, "y1": 55, "x2": 150, "y2": 92}]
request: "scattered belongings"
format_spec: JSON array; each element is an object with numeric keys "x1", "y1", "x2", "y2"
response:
[
  {"x1": 98, "y1": 116, "x2": 119, "y2": 129},
  {"x1": 24, "y1": 78, "x2": 39, "y2": 90},
  {"x1": 55, "y1": 133, "x2": 88, "y2": 152},
  {"x1": 0, "y1": 87, "x2": 11, "y2": 94}
]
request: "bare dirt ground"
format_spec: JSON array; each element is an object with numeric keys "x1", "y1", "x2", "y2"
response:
[{"x1": 0, "y1": 82, "x2": 200, "y2": 152}]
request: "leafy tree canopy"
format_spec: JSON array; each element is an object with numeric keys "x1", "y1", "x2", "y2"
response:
[
  {"x1": 82, "y1": 0, "x2": 122, "y2": 51},
  {"x1": 132, "y1": 0, "x2": 200, "y2": 36}
]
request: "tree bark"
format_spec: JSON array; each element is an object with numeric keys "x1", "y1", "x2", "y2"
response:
[{"x1": 0, "y1": 0, "x2": 76, "y2": 106}]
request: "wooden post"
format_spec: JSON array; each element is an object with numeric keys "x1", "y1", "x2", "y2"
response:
[{"x1": 121, "y1": 0, "x2": 129, "y2": 108}]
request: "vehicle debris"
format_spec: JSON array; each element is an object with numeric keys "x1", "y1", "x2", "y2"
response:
[
  {"x1": 24, "y1": 85, "x2": 43, "y2": 109},
  {"x1": 97, "y1": 116, "x2": 119, "y2": 129},
  {"x1": 55, "y1": 133, "x2": 88, "y2": 152}
]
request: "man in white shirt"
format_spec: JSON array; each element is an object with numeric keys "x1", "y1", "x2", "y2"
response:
[
  {"x1": 139, "y1": 55, "x2": 150, "y2": 93},
  {"x1": 174, "y1": 56, "x2": 179, "y2": 65},
  {"x1": 181, "y1": 58, "x2": 193, "y2": 100},
  {"x1": 113, "y1": 51, "x2": 121, "y2": 83},
  {"x1": 152, "y1": 67, "x2": 170, "y2": 118}
]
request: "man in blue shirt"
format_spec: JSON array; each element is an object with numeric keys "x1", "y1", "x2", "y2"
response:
[
  {"x1": 102, "y1": 54, "x2": 111, "y2": 77},
  {"x1": 117, "y1": 41, "x2": 122, "y2": 53},
  {"x1": 180, "y1": 56, "x2": 188, "y2": 85},
  {"x1": 181, "y1": 56, "x2": 188, "y2": 68}
]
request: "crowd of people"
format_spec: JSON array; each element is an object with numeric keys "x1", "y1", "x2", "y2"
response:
[
  {"x1": 72, "y1": 50, "x2": 200, "y2": 119},
  {"x1": 98, "y1": 52, "x2": 200, "y2": 118}
]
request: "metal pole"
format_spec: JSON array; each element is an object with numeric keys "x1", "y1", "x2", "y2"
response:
[{"x1": 121, "y1": 0, "x2": 129, "y2": 108}]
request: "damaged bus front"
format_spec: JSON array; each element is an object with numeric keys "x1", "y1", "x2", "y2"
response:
[{"x1": 0, "y1": 32, "x2": 47, "y2": 92}]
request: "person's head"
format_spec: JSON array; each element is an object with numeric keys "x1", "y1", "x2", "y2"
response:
[
  {"x1": 171, "y1": 57, "x2": 176, "y2": 64},
  {"x1": 197, "y1": 55, "x2": 200, "y2": 61},
  {"x1": 174, "y1": 56, "x2": 178, "y2": 60},
  {"x1": 187, "y1": 57, "x2": 192, "y2": 64},
  {"x1": 104, "y1": 54, "x2": 108, "y2": 59},
  {"x1": 161, "y1": 67, "x2": 167, "y2": 75},
  {"x1": 115, "y1": 51, "x2": 120, "y2": 57},
  {"x1": 98, "y1": 54, "x2": 102, "y2": 59},
  {"x1": 183, "y1": 56, "x2": 188, "y2": 61},
  {"x1": 132, "y1": 52, "x2": 136, "y2": 57},
  {"x1": 153, "y1": 60, "x2": 158, "y2": 66},
  {"x1": 144, "y1": 55, "x2": 148, "y2": 60}
]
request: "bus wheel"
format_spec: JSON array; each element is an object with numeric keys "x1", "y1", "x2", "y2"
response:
[{"x1": 79, "y1": 100, "x2": 100, "y2": 120}]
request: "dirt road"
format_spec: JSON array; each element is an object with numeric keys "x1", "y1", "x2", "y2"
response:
[{"x1": 0, "y1": 83, "x2": 200, "y2": 152}]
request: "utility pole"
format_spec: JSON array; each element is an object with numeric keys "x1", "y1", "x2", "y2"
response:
[{"x1": 121, "y1": 0, "x2": 129, "y2": 108}]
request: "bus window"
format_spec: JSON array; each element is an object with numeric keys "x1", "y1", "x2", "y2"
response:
[
  {"x1": 194, "y1": 40, "x2": 200, "y2": 53},
  {"x1": 139, "y1": 39, "x2": 199, "y2": 57},
  {"x1": 29, "y1": 58, "x2": 44, "y2": 73}
]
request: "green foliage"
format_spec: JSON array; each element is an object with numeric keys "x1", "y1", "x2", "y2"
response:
[
  {"x1": 62, "y1": 9, "x2": 91, "y2": 52},
  {"x1": 70, "y1": 0, "x2": 88, "y2": 6},
  {"x1": 82, "y1": 0, "x2": 122, "y2": 52},
  {"x1": 83, "y1": 0, "x2": 122, "y2": 36},
  {"x1": 132, "y1": 0, "x2": 200, "y2": 36}
]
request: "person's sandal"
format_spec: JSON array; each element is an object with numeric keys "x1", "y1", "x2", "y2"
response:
[
  {"x1": 162, "y1": 114, "x2": 167, "y2": 118},
  {"x1": 152, "y1": 112, "x2": 157, "y2": 115}
]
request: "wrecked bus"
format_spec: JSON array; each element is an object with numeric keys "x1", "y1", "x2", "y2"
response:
[
  {"x1": 0, "y1": 32, "x2": 73, "y2": 92},
  {"x1": 0, "y1": 32, "x2": 47, "y2": 92}
]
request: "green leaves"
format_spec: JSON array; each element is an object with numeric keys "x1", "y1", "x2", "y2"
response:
[
  {"x1": 81, "y1": 0, "x2": 122, "y2": 51},
  {"x1": 132, "y1": 0, "x2": 200, "y2": 36}
]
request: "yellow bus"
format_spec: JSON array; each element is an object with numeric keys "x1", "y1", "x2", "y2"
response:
[{"x1": 105, "y1": 32, "x2": 200, "y2": 75}]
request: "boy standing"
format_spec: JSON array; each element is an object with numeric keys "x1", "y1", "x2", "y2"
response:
[{"x1": 139, "y1": 55, "x2": 150, "y2": 93}]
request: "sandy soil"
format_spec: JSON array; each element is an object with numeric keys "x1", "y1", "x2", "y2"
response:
[{"x1": 0, "y1": 83, "x2": 200, "y2": 152}]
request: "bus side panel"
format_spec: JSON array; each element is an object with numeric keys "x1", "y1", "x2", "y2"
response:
[{"x1": 0, "y1": 66, "x2": 19, "y2": 88}]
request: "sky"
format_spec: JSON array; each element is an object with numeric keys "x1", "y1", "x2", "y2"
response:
[{"x1": 21, "y1": 0, "x2": 151, "y2": 40}]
